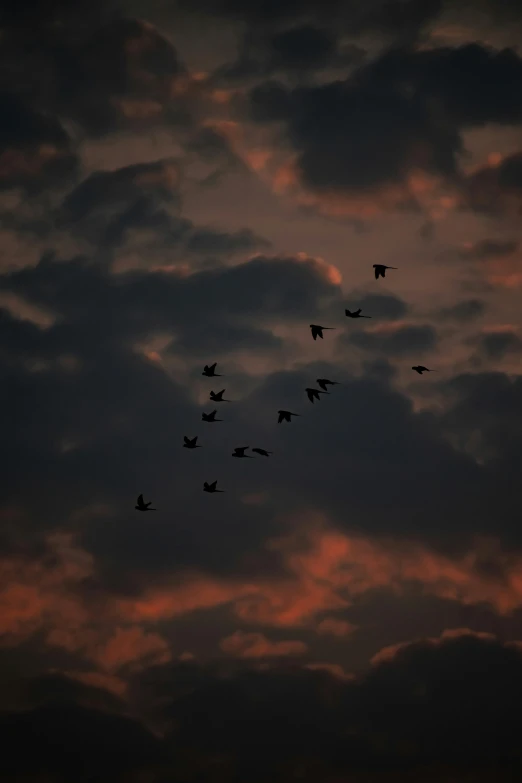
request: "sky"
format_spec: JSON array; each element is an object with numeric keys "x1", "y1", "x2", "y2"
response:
[{"x1": 1, "y1": 0, "x2": 522, "y2": 780}]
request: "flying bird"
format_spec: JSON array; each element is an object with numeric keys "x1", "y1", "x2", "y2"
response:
[
  {"x1": 135, "y1": 494, "x2": 156, "y2": 511},
  {"x1": 202, "y1": 362, "x2": 221, "y2": 377},
  {"x1": 278, "y1": 410, "x2": 300, "y2": 423},
  {"x1": 310, "y1": 324, "x2": 335, "y2": 341},
  {"x1": 202, "y1": 410, "x2": 222, "y2": 422},
  {"x1": 203, "y1": 480, "x2": 224, "y2": 493},
  {"x1": 316, "y1": 378, "x2": 339, "y2": 391},
  {"x1": 345, "y1": 308, "x2": 371, "y2": 318},
  {"x1": 305, "y1": 387, "x2": 328, "y2": 404},
  {"x1": 232, "y1": 446, "x2": 254, "y2": 458},
  {"x1": 373, "y1": 264, "x2": 397, "y2": 279},
  {"x1": 252, "y1": 448, "x2": 272, "y2": 457},
  {"x1": 210, "y1": 389, "x2": 229, "y2": 402},
  {"x1": 183, "y1": 436, "x2": 201, "y2": 449},
  {"x1": 412, "y1": 366, "x2": 436, "y2": 374}
]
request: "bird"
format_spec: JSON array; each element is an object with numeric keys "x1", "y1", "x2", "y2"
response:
[
  {"x1": 183, "y1": 436, "x2": 201, "y2": 449},
  {"x1": 202, "y1": 410, "x2": 222, "y2": 422},
  {"x1": 305, "y1": 387, "x2": 328, "y2": 404},
  {"x1": 316, "y1": 378, "x2": 339, "y2": 391},
  {"x1": 345, "y1": 308, "x2": 371, "y2": 318},
  {"x1": 310, "y1": 324, "x2": 335, "y2": 341},
  {"x1": 210, "y1": 389, "x2": 229, "y2": 402},
  {"x1": 252, "y1": 448, "x2": 272, "y2": 457},
  {"x1": 278, "y1": 410, "x2": 300, "y2": 423},
  {"x1": 373, "y1": 264, "x2": 397, "y2": 279},
  {"x1": 135, "y1": 494, "x2": 156, "y2": 511},
  {"x1": 203, "y1": 480, "x2": 224, "y2": 493},
  {"x1": 232, "y1": 446, "x2": 254, "y2": 458},
  {"x1": 202, "y1": 362, "x2": 221, "y2": 377},
  {"x1": 412, "y1": 366, "x2": 436, "y2": 374}
]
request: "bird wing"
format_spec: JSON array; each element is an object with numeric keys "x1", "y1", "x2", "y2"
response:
[
  {"x1": 210, "y1": 481, "x2": 217, "y2": 489},
  {"x1": 183, "y1": 436, "x2": 190, "y2": 444},
  {"x1": 355, "y1": 309, "x2": 361, "y2": 315},
  {"x1": 210, "y1": 363, "x2": 217, "y2": 370},
  {"x1": 374, "y1": 267, "x2": 379, "y2": 279},
  {"x1": 137, "y1": 494, "x2": 144, "y2": 505},
  {"x1": 277, "y1": 412, "x2": 284, "y2": 423},
  {"x1": 203, "y1": 482, "x2": 209, "y2": 489}
]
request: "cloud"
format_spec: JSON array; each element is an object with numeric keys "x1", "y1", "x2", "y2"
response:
[
  {"x1": 463, "y1": 151, "x2": 522, "y2": 215},
  {"x1": 346, "y1": 293, "x2": 409, "y2": 321},
  {"x1": 316, "y1": 617, "x2": 357, "y2": 637},
  {"x1": 0, "y1": 93, "x2": 78, "y2": 194},
  {"x1": 247, "y1": 43, "x2": 522, "y2": 217},
  {"x1": 345, "y1": 323, "x2": 438, "y2": 356},
  {"x1": 471, "y1": 329, "x2": 522, "y2": 360},
  {"x1": 438, "y1": 298, "x2": 486, "y2": 322},
  {"x1": 220, "y1": 630, "x2": 307, "y2": 658}
]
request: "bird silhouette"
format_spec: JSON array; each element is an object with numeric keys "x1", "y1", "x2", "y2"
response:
[
  {"x1": 210, "y1": 389, "x2": 229, "y2": 402},
  {"x1": 278, "y1": 410, "x2": 300, "y2": 423},
  {"x1": 183, "y1": 436, "x2": 201, "y2": 449},
  {"x1": 202, "y1": 410, "x2": 222, "y2": 422},
  {"x1": 203, "y1": 480, "x2": 224, "y2": 493},
  {"x1": 232, "y1": 446, "x2": 254, "y2": 458},
  {"x1": 202, "y1": 362, "x2": 221, "y2": 377},
  {"x1": 252, "y1": 448, "x2": 272, "y2": 457},
  {"x1": 305, "y1": 387, "x2": 328, "y2": 403},
  {"x1": 345, "y1": 308, "x2": 371, "y2": 318},
  {"x1": 316, "y1": 378, "x2": 339, "y2": 391},
  {"x1": 373, "y1": 264, "x2": 397, "y2": 279},
  {"x1": 310, "y1": 324, "x2": 335, "y2": 340},
  {"x1": 412, "y1": 366, "x2": 436, "y2": 374},
  {"x1": 135, "y1": 494, "x2": 156, "y2": 511}
]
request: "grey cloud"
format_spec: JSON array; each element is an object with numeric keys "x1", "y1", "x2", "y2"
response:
[
  {"x1": 346, "y1": 324, "x2": 437, "y2": 356},
  {"x1": 438, "y1": 298, "x2": 486, "y2": 322}
]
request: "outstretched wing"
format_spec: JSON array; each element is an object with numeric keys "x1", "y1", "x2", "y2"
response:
[
  {"x1": 137, "y1": 494, "x2": 144, "y2": 505},
  {"x1": 277, "y1": 411, "x2": 284, "y2": 423},
  {"x1": 183, "y1": 436, "x2": 190, "y2": 444},
  {"x1": 209, "y1": 363, "x2": 217, "y2": 370},
  {"x1": 210, "y1": 481, "x2": 217, "y2": 490},
  {"x1": 374, "y1": 267, "x2": 379, "y2": 279}
]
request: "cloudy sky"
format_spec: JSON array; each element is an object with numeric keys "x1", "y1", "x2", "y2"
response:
[{"x1": 2, "y1": 0, "x2": 522, "y2": 780}]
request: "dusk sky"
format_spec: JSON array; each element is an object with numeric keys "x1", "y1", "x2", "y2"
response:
[{"x1": 2, "y1": 1, "x2": 522, "y2": 780}]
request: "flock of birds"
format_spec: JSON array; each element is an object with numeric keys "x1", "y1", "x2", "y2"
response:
[{"x1": 135, "y1": 264, "x2": 435, "y2": 511}]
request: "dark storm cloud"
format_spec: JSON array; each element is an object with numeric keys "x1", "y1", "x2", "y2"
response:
[
  {"x1": 55, "y1": 158, "x2": 269, "y2": 262},
  {"x1": 0, "y1": 11, "x2": 194, "y2": 140},
  {"x1": 229, "y1": 364, "x2": 501, "y2": 552},
  {"x1": 0, "y1": 250, "x2": 340, "y2": 587},
  {"x1": 0, "y1": 92, "x2": 78, "y2": 193},
  {"x1": 438, "y1": 298, "x2": 486, "y2": 323},
  {"x1": 345, "y1": 324, "x2": 437, "y2": 357},
  {"x1": 128, "y1": 633, "x2": 522, "y2": 782},
  {"x1": 440, "y1": 372, "x2": 522, "y2": 462},
  {"x1": 180, "y1": 0, "x2": 444, "y2": 40},
  {"x1": 247, "y1": 43, "x2": 522, "y2": 199},
  {"x1": 214, "y1": 24, "x2": 366, "y2": 85},
  {"x1": 471, "y1": 331, "x2": 522, "y2": 360},
  {"x1": 2, "y1": 699, "x2": 163, "y2": 783}
]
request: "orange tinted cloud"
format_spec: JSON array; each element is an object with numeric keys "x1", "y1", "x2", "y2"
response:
[
  {"x1": 371, "y1": 627, "x2": 498, "y2": 666},
  {"x1": 90, "y1": 626, "x2": 171, "y2": 671},
  {"x1": 305, "y1": 662, "x2": 355, "y2": 681},
  {"x1": 220, "y1": 630, "x2": 307, "y2": 659},
  {"x1": 316, "y1": 617, "x2": 357, "y2": 637}
]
